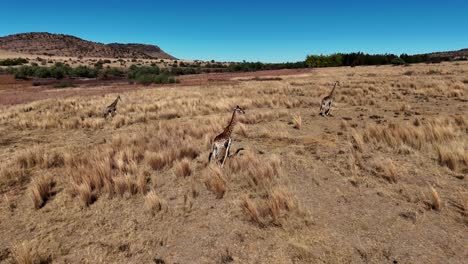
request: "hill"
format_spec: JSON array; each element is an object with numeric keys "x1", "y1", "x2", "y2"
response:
[
  {"x1": 427, "y1": 48, "x2": 468, "y2": 59},
  {"x1": 0, "y1": 32, "x2": 175, "y2": 59}
]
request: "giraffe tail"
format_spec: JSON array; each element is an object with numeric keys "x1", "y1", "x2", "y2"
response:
[{"x1": 228, "y1": 148, "x2": 245, "y2": 158}]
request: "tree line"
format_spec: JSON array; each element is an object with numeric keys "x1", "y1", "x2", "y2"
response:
[{"x1": 304, "y1": 52, "x2": 462, "y2": 68}]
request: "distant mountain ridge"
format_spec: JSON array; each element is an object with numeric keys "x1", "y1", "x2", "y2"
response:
[
  {"x1": 0, "y1": 32, "x2": 176, "y2": 59},
  {"x1": 427, "y1": 48, "x2": 468, "y2": 59}
]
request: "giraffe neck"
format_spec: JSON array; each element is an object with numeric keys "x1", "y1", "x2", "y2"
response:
[
  {"x1": 109, "y1": 98, "x2": 119, "y2": 108},
  {"x1": 223, "y1": 110, "x2": 238, "y2": 138},
  {"x1": 329, "y1": 83, "x2": 337, "y2": 98}
]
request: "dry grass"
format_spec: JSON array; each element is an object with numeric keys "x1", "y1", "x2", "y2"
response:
[
  {"x1": 363, "y1": 119, "x2": 461, "y2": 150},
  {"x1": 430, "y1": 186, "x2": 442, "y2": 211},
  {"x1": 3, "y1": 194, "x2": 17, "y2": 211},
  {"x1": 350, "y1": 129, "x2": 364, "y2": 152},
  {"x1": 1, "y1": 61, "x2": 467, "y2": 263},
  {"x1": 174, "y1": 159, "x2": 192, "y2": 177},
  {"x1": 240, "y1": 187, "x2": 298, "y2": 226},
  {"x1": 29, "y1": 175, "x2": 55, "y2": 209},
  {"x1": 74, "y1": 182, "x2": 95, "y2": 207},
  {"x1": 15, "y1": 147, "x2": 64, "y2": 170},
  {"x1": 267, "y1": 187, "x2": 298, "y2": 223},
  {"x1": 435, "y1": 144, "x2": 468, "y2": 171},
  {"x1": 373, "y1": 158, "x2": 399, "y2": 183},
  {"x1": 292, "y1": 113, "x2": 302, "y2": 129},
  {"x1": 12, "y1": 241, "x2": 44, "y2": 264},
  {"x1": 145, "y1": 190, "x2": 162, "y2": 214},
  {"x1": 12, "y1": 242, "x2": 34, "y2": 264},
  {"x1": 203, "y1": 166, "x2": 226, "y2": 199},
  {"x1": 236, "y1": 123, "x2": 248, "y2": 137},
  {"x1": 241, "y1": 195, "x2": 263, "y2": 226}
]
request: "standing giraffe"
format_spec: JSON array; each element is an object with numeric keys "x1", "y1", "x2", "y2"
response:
[
  {"x1": 103, "y1": 95, "x2": 121, "y2": 118},
  {"x1": 319, "y1": 81, "x2": 339, "y2": 116},
  {"x1": 209, "y1": 105, "x2": 245, "y2": 167}
]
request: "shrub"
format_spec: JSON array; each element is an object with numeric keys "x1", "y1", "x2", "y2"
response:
[
  {"x1": 54, "y1": 82, "x2": 75, "y2": 88},
  {"x1": 72, "y1": 65, "x2": 99, "y2": 78},
  {"x1": 391, "y1": 57, "x2": 405, "y2": 65},
  {"x1": 128, "y1": 65, "x2": 176, "y2": 85},
  {"x1": 35, "y1": 67, "x2": 51, "y2": 78},
  {"x1": 0, "y1": 57, "x2": 29, "y2": 66},
  {"x1": 49, "y1": 63, "x2": 72, "y2": 79},
  {"x1": 128, "y1": 65, "x2": 160, "y2": 79},
  {"x1": 103, "y1": 67, "x2": 125, "y2": 77}
]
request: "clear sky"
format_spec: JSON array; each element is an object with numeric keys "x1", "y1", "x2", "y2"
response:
[{"x1": 1, "y1": 0, "x2": 467, "y2": 62}]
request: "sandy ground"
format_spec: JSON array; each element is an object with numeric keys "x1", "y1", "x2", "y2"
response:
[{"x1": 0, "y1": 62, "x2": 467, "y2": 263}]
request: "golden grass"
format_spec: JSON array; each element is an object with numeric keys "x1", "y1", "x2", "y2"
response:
[
  {"x1": 241, "y1": 195, "x2": 263, "y2": 226},
  {"x1": 29, "y1": 175, "x2": 55, "y2": 209},
  {"x1": 292, "y1": 113, "x2": 302, "y2": 129},
  {"x1": 203, "y1": 166, "x2": 226, "y2": 199},
  {"x1": 0, "y1": 61, "x2": 467, "y2": 262},
  {"x1": 236, "y1": 123, "x2": 248, "y2": 137},
  {"x1": 74, "y1": 182, "x2": 94, "y2": 207},
  {"x1": 173, "y1": 159, "x2": 192, "y2": 177},
  {"x1": 363, "y1": 119, "x2": 460, "y2": 150},
  {"x1": 374, "y1": 158, "x2": 399, "y2": 183},
  {"x1": 435, "y1": 144, "x2": 468, "y2": 171},
  {"x1": 350, "y1": 129, "x2": 364, "y2": 152},
  {"x1": 15, "y1": 146, "x2": 64, "y2": 170},
  {"x1": 267, "y1": 187, "x2": 298, "y2": 223},
  {"x1": 145, "y1": 190, "x2": 162, "y2": 214},
  {"x1": 430, "y1": 186, "x2": 442, "y2": 211},
  {"x1": 3, "y1": 194, "x2": 17, "y2": 211},
  {"x1": 12, "y1": 241, "x2": 42, "y2": 264}
]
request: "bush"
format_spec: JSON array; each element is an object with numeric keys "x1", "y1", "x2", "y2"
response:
[
  {"x1": 128, "y1": 65, "x2": 160, "y2": 79},
  {"x1": 72, "y1": 65, "x2": 99, "y2": 78},
  {"x1": 35, "y1": 67, "x2": 52, "y2": 78},
  {"x1": 49, "y1": 63, "x2": 72, "y2": 79},
  {"x1": 54, "y1": 82, "x2": 75, "y2": 88},
  {"x1": 133, "y1": 72, "x2": 178, "y2": 85},
  {"x1": 0, "y1": 58, "x2": 29, "y2": 66},
  {"x1": 391, "y1": 57, "x2": 405, "y2": 65},
  {"x1": 14, "y1": 65, "x2": 38, "y2": 79},
  {"x1": 103, "y1": 67, "x2": 125, "y2": 77},
  {"x1": 94, "y1": 61, "x2": 104, "y2": 70}
]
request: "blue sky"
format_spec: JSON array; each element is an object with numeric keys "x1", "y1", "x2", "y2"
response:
[{"x1": 1, "y1": 0, "x2": 467, "y2": 62}]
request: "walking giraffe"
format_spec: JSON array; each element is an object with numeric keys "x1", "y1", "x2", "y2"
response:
[
  {"x1": 319, "y1": 81, "x2": 339, "y2": 116},
  {"x1": 103, "y1": 95, "x2": 121, "y2": 118},
  {"x1": 208, "y1": 105, "x2": 245, "y2": 167}
]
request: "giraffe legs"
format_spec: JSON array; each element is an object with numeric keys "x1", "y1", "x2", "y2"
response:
[
  {"x1": 209, "y1": 139, "x2": 235, "y2": 167},
  {"x1": 221, "y1": 138, "x2": 232, "y2": 167},
  {"x1": 209, "y1": 145, "x2": 217, "y2": 163},
  {"x1": 209, "y1": 144, "x2": 220, "y2": 164},
  {"x1": 325, "y1": 102, "x2": 332, "y2": 116}
]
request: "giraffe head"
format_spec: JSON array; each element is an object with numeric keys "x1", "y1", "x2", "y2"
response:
[
  {"x1": 117, "y1": 95, "x2": 122, "y2": 101},
  {"x1": 233, "y1": 105, "x2": 245, "y2": 114}
]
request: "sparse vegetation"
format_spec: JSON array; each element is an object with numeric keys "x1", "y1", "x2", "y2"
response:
[
  {"x1": 0, "y1": 61, "x2": 466, "y2": 263},
  {"x1": 0, "y1": 57, "x2": 28, "y2": 66},
  {"x1": 430, "y1": 186, "x2": 442, "y2": 211},
  {"x1": 292, "y1": 113, "x2": 302, "y2": 129},
  {"x1": 54, "y1": 81, "x2": 75, "y2": 88},
  {"x1": 29, "y1": 175, "x2": 55, "y2": 209}
]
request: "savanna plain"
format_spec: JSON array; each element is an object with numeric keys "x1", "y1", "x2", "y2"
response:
[{"x1": 0, "y1": 61, "x2": 467, "y2": 263}]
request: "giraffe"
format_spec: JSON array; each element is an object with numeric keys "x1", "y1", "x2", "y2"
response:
[
  {"x1": 319, "y1": 81, "x2": 339, "y2": 116},
  {"x1": 103, "y1": 95, "x2": 121, "y2": 118},
  {"x1": 208, "y1": 105, "x2": 245, "y2": 167}
]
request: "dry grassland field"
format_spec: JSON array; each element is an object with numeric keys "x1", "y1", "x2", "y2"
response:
[{"x1": 0, "y1": 61, "x2": 467, "y2": 263}]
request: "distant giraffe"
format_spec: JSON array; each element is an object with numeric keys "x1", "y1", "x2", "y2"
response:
[
  {"x1": 208, "y1": 105, "x2": 245, "y2": 167},
  {"x1": 319, "y1": 81, "x2": 339, "y2": 116},
  {"x1": 103, "y1": 95, "x2": 121, "y2": 118}
]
